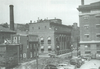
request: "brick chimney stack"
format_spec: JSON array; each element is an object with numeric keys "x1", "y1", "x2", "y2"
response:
[
  {"x1": 81, "y1": 0, "x2": 84, "y2": 5},
  {"x1": 9, "y1": 5, "x2": 15, "y2": 31}
]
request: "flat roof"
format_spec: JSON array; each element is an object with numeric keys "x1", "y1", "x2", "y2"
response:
[{"x1": 77, "y1": 1, "x2": 100, "y2": 11}]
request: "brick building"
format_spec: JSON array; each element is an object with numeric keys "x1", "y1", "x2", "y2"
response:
[
  {"x1": 11, "y1": 34, "x2": 39, "y2": 61},
  {"x1": 77, "y1": 0, "x2": 100, "y2": 58},
  {"x1": 0, "y1": 26, "x2": 16, "y2": 44},
  {"x1": 29, "y1": 19, "x2": 72, "y2": 55},
  {"x1": 0, "y1": 44, "x2": 19, "y2": 69},
  {"x1": 71, "y1": 23, "x2": 80, "y2": 50}
]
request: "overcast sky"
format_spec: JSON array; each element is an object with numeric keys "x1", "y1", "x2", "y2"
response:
[{"x1": 0, "y1": 0, "x2": 100, "y2": 26}]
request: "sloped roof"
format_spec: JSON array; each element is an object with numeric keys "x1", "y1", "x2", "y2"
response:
[{"x1": 0, "y1": 26, "x2": 16, "y2": 33}]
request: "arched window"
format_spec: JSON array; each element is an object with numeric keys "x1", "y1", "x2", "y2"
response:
[
  {"x1": 48, "y1": 46, "x2": 52, "y2": 51},
  {"x1": 40, "y1": 37, "x2": 44, "y2": 44},
  {"x1": 41, "y1": 46, "x2": 44, "y2": 52}
]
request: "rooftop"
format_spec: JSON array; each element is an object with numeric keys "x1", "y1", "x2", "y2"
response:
[
  {"x1": 0, "y1": 26, "x2": 16, "y2": 33},
  {"x1": 77, "y1": 1, "x2": 100, "y2": 11},
  {"x1": 29, "y1": 18, "x2": 62, "y2": 24}
]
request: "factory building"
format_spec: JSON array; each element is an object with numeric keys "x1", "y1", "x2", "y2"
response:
[{"x1": 29, "y1": 19, "x2": 72, "y2": 55}]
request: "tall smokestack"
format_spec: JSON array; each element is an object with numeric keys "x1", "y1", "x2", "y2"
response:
[
  {"x1": 81, "y1": 0, "x2": 84, "y2": 5},
  {"x1": 9, "y1": 5, "x2": 14, "y2": 31}
]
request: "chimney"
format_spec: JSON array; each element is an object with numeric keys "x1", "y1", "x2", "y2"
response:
[
  {"x1": 81, "y1": 0, "x2": 84, "y2": 5},
  {"x1": 30, "y1": 20, "x2": 32, "y2": 23},
  {"x1": 9, "y1": 5, "x2": 15, "y2": 31}
]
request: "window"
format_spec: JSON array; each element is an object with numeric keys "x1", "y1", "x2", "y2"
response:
[
  {"x1": 13, "y1": 37, "x2": 17, "y2": 43},
  {"x1": 84, "y1": 17, "x2": 88, "y2": 20},
  {"x1": 41, "y1": 46, "x2": 44, "y2": 52},
  {"x1": 48, "y1": 46, "x2": 52, "y2": 51},
  {"x1": 84, "y1": 34, "x2": 89, "y2": 38},
  {"x1": 85, "y1": 44, "x2": 90, "y2": 49},
  {"x1": 23, "y1": 53, "x2": 26, "y2": 58},
  {"x1": 85, "y1": 51, "x2": 91, "y2": 54},
  {"x1": 40, "y1": 38, "x2": 44, "y2": 44},
  {"x1": 84, "y1": 25, "x2": 89, "y2": 29},
  {"x1": 49, "y1": 27, "x2": 51, "y2": 29},
  {"x1": 96, "y1": 44, "x2": 100, "y2": 49},
  {"x1": 95, "y1": 14, "x2": 100, "y2": 18},
  {"x1": 96, "y1": 33, "x2": 100, "y2": 38},
  {"x1": 97, "y1": 35, "x2": 100, "y2": 38},
  {"x1": 96, "y1": 24, "x2": 100, "y2": 28},
  {"x1": 83, "y1": 15, "x2": 89, "y2": 20},
  {"x1": 97, "y1": 51, "x2": 100, "y2": 53},
  {"x1": 48, "y1": 37, "x2": 51, "y2": 44}
]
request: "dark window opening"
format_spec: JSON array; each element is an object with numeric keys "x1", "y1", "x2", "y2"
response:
[
  {"x1": 48, "y1": 40, "x2": 51, "y2": 44},
  {"x1": 41, "y1": 49, "x2": 44, "y2": 52},
  {"x1": 96, "y1": 24, "x2": 100, "y2": 28},
  {"x1": 41, "y1": 40, "x2": 44, "y2": 44},
  {"x1": 97, "y1": 35, "x2": 100, "y2": 38},
  {"x1": 85, "y1": 35, "x2": 89, "y2": 38},
  {"x1": 97, "y1": 44, "x2": 99, "y2": 47},
  {"x1": 84, "y1": 26, "x2": 89, "y2": 29},
  {"x1": 87, "y1": 35, "x2": 89, "y2": 38},
  {"x1": 85, "y1": 51, "x2": 91, "y2": 54},
  {"x1": 48, "y1": 48, "x2": 52, "y2": 51},
  {"x1": 97, "y1": 51, "x2": 100, "y2": 53}
]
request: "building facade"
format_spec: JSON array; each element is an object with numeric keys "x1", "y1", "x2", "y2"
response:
[
  {"x1": 78, "y1": 1, "x2": 100, "y2": 58},
  {"x1": 0, "y1": 44, "x2": 19, "y2": 69},
  {"x1": 71, "y1": 23, "x2": 80, "y2": 50},
  {"x1": 0, "y1": 26, "x2": 16, "y2": 44},
  {"x1": 71, "y1": 23, "x2": 80, "y2": 56},
  {"x1": 11, "y1": 34, "x2": 39, "y2": 61},
  {"x1": 29, "y1": 19, "x2": 72, "y2": 55}
]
